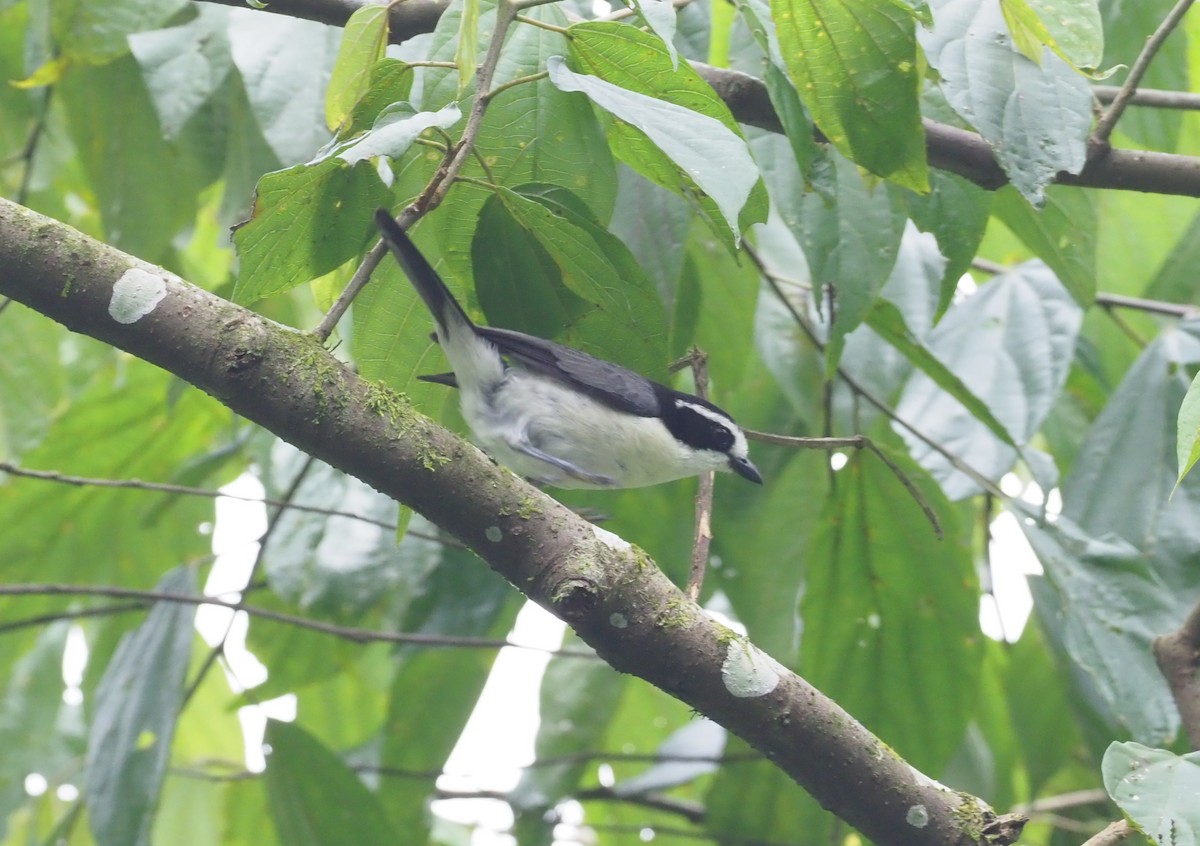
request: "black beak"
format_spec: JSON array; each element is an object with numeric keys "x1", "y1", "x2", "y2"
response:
[{"x1": 729, "y1": 455, "x2": 763, "y2": 484}]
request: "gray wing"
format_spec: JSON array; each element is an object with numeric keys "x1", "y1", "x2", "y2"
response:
[{"x1": 476, "y1": 326, "x2": 663, "y2": 417}]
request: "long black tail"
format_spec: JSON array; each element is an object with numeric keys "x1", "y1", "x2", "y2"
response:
[{"x1": 374, "y1": 210, "x2": 474, "y2": 337}]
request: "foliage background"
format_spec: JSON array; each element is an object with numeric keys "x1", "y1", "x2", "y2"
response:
[{"x1": 1, "y1": 0, "x2": 1200, "y2": 844}]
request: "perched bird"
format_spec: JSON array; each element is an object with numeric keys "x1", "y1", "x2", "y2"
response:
[{"x1": 374, "y1": 209, "x2": 761, "y2": 489}]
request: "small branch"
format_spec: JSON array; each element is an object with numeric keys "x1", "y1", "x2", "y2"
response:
[
  {"x1": 0, "y1": 583, "x2": 596, "y2": 657},
  {"x1": 1152, "y1": 597, "x2": 1200, "y2": 749},
  {"x1": 674, "y1": 348, "x2": 716, "y2": 601},
  {"x1": 1010, "y1": 788, "x2": 1111, "y2": 816},
  {"x1": 575, "y1": 786, "x2": 706, "y2": 825},
  {"x1": 1092, "y1": 0, "x2": 1196, "y2": 146},
  {"x1": 483, "y1": 69, "x2": 550, "y2": 102},
  {"x1": 1093, "y1": 86, "x2": 1200, "y2": 110},
  {"x1": 0, "y1": 460, "x2": 398, "y2": 532},
  {"x1": 1080, "y1": 821, "x2": 1135, "y2": 846},
  {"x1": 1097, "y1": 303, "x2": 1150, "y2": 348},
  {"x1": 746, "y1": 244, "x2": 1004, "y2": 502},
  {"x1": 1095, "y1": 291, "x2": 1199, "y2": 318},
  {"x1": 313, "y1": 0, "x2": 522, "y2": 341},
  {"x1": 0, "y1": 602, "x2": 147, "y2": 635},
  {"x1": 513, "y1": 13, "x2": 569, "y2": 32}
]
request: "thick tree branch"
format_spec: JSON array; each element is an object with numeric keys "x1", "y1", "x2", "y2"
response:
[
  {"x1": 0, "y1": 198, "x2": 1021, "y2": 846},
  {"x1": 195, "y1": 0, "x2": 1200, "y2": 197}
]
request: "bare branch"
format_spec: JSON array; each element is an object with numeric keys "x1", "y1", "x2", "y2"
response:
[
  {"x1": 1092, "y1": 0, "x2": 1196, "y2": 145},
  {"x1": 1080, "y1": 820, "x2": 1136, "y2": 846}
]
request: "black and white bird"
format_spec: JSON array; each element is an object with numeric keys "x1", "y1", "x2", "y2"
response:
[{"x1": 374, "y1": 210, "x2": 762, "y2": 489}]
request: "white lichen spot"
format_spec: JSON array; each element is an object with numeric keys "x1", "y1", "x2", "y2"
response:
[
  {"x1": 609, "y1": 612, "x2": 628, "y2": 629},
  {"x1": 109, "y1": 268, "x2": 167, "y2": 324},
  {"x1": 485, "y1": 526, "x2": 503, "y2": 542},
  {"x1": 591, "y1": 524, "x2": 631, "y2": 552},
  {"x1": 721, "y1": 640, "x2": 785, "y2": 698},
  {"x1": 866, "y1": 612, "x2": 881, "y2": 629},
  {"x1": 906, "y1": 805, "x2": 929, "y2": 828}
]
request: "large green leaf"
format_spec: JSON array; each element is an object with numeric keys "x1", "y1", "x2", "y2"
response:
[
  {"x1": 127, "y1": 6, "x2": 234, "y2": 139},
  {"x1": 232, "y1": 159, "x2": 390, "y2": 303},
  {"x1": 264, "y1": 721, "x2": 399, "y2": 846},
  {"x1": 490, "y1": 186, "x2": 669, "y2": 378},
  {"x1": 992, "y1": 185, "x2": 1097, "y2": 305},
  {"x1": 1177, "y1": 370, "x2": 1200, "y2": 486},
  {"x1": 801, "y1": 447, "x2": 979, "y2": 773},
  {"x1": 919, "y1": 0, "x2": 1092, "y2": 204},
  {"x1": 547, "y1": 56, "x2": 760, "y2": 248},
  {"x1": 1062, "y1": 323, "x2": 1200, "y2": 549},
  {"x1": 895, "y1": 261, "x2": 1082, "y2": 499},
  {"x1": 770, "y1": 0, "x2": 928, "y2": 190},
  {"x1": 84, "y1": 567, "x2": 197, "y2": 846},
  {"x1": 53, "y1": 0, "x2": 189, "y2": 64},
  {"x1": 511, "y1": 636, "x2": 629, "y2": 842},
  {"x1": 1022, "y1": 514, "x2": 1179, "y2": 745},
  {"x1": 1103, "y1": 743, "x2": 1200, "y2": 840},
  {"x1": 753, "y1": 135, "x2": 907, "y2": 374},
  {"x1": 325, "y1": 5, "x2": 390, "y2": 131},
  {"x1": 228, "y1": 15, "x2": 339, "y2": 165}
]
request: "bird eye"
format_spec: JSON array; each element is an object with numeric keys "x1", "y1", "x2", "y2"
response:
[{"x1": 670, "y1": 403, "x2": 736, "y2": 452}]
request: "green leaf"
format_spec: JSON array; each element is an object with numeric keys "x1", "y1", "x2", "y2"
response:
[
  {"x1": 490, "y1": 185, "x2": 669, "y2": 378},
  {"x1": 895, "y1": 261, "x2": 1082, "y2": 499},
  {"x1": 1099, "y1": 2, "x2": 1186, "y2": 150},
  {"x1": 128, "y1": 6, "x2": 234, "y2": 139},
  {"x1": 232, "y1": 159, "x2": 390, "y2": 303},
  {"x1": 803, "y1": 446, "x2": 979, "y2": 772},
  {"x1": 1023, "y1": 514, "x2": 1179, "y2": 745},
  {"x1": 336, "y1": 103, "x2": 462, "y2": 164},
  {"x1": 84, "y1": 567, "x2": 197, "y2": 846},
  {"x1": 992, "y1": 185, "x2": 1096, "y2": 305},
  {"x1": 325, "y1": 5, "x2": 390, "y2": 131},
  {"x1": 1063, "y1": 324, "x2": 1200, "y2": 549},
  {"x1": 633, "y1": 0, "x2": 680, "y2": 67},
  {"x1": 228, "y1": 17, "x2": 340, "y2": 164},
  {"x1": 900, "y1": 171, "x2": 992, "y2": 317},
  {"x1": 1103, "y1": 743, "x2": 1200, "y2": 840},
  {"x1": 341, "y1": 60, "x2": 416, "y2": 139},
  {"x1": 868, "y1": 299, "x2": 1017, "y2": 447},
  {"x1": 563, "y1": 22, "x2": 767, "y2": 245},
  {"x1": 511, "y1": 637, "x2": 628, "y2": 829},
  {"x1": 770, "y1": 0, "x2": 928, "y2": 190},
  {"x1": 547, "y1": 55, "x2": 759, "y2": 247},
  {"x1": 264, "y1": 721, "x2": 399, "y2": 846},
  {"x1": 1012, "y1": 0, "x2": 1104, "y2": 71},
  {"x1": 54, "y1": 0, "x2": 189, "y2": 64},
  {"x1": 765, "y1": 145, "x2": 907, "y2": 374},
  {"x1": 1176, "y1": 370, "x2": 1200, "y2": 487},
  {"x1": 919, "y1": 0, "x2": 1091, "y2": 205}
]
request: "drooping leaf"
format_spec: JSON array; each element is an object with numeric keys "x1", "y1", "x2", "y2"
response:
[
  {"x1": 54, "y1": 0, "x2": 189, "y2": 64},
  {"x1": 264, "y1": 721, "x2": 400, "y2": 846},
  {"x1": 992, "y1": 185, "x2": 1096, "y2": 305},
  {"x1": 919, "y1": 0, "x2": 1091, "y2": 204},
  {"x1": 128, "y1": 6, "x2": 234, "y2": 139},
  {"x1": 1102, "y1": 742, "x2": 1200, "y2": 840},
  {"x1": 336, "y1": 103, "x2": 462, "y2": 164},
  {"x1": 802, "y1": 446, "x2": 979, "y2": 772},
  {"x1": 1022, "y1": 514, "x2": 1179, "y2": 746},
  {"x1": 325, "y1": 4, "x2": 390, "y2": 130},
  {"x1": 84, "y1": 567, "x2": 197, "y2": 846},
  {"x1": 770, "y1": 0, "x2": 928, "y2": 190},
  {"x1": 232, "y1": 159, "x2": 390, "y2": 303},
  {"x1": 894, "y1": 261, "x2": 1082, "y2": 499}
]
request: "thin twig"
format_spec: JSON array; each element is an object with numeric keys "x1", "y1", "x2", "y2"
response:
[
  {"x1": 16, "y1": 86, "x2": 52, "y2": 206},
  {"x1": 972, "y1": 260, "x2": 1200, "y2": 317},
  {"x1": 742, "y1": 431, "x2": 942, "y2": 537},
  {"x1": 745, "y1": 243, "x2": 1004, "y2": 501},
  {"x1": 1097, "y1": 303, "x2": 1149, "y2": 348},
  {"x1": 0, "y1": 460, "x2": 399, "y2": 532},
  {"x1": 1093, "y1": 85, "x2": 1200, "y2": 110},
  {"x1": 483, "y1": 69, "x2": 549, "y2": 102},
  {"x1": 1009, "y1": 788, "x2": 1111, "y2": 816},
  {"x1": 0, "y1": 583, "x2": 597, "y2": 657},
  {"x1": 1092, "y1": 0, "x2": 1196, "y2": 145},
  {"x1": 674, "y1": 348, "x2": 716, "y2": 601},
  {"x1": 1079, "y1": 821, "x2": 1135, "y2": 846},
  {"x1": 314, "y1": 0, "x2": 523, "y2": 341},
  {"x1": 0, "y1": 602, "x2": 147, "y2": 635}
]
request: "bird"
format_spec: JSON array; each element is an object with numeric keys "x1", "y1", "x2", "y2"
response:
[{"x1": 374, "y1": 209, "x2": 762, "y2": 489}]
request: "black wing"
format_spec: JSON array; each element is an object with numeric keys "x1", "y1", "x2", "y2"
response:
[{"x1": 477, "y1": 325, "x2": 664, "y2": 418}]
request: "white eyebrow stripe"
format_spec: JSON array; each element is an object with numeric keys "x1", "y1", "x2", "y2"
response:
[{"x1": 674, "y1": 399, "x2": 734, "y2": 427}]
